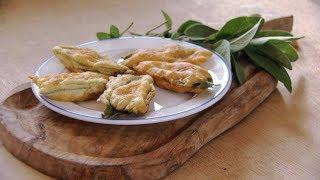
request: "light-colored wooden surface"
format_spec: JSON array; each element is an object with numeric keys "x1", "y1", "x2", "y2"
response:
[{"x1": 0, "y1": 0, "x2": 319, "y2": 179}]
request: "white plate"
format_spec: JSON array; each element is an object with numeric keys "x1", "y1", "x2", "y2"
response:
[{"x1": 31, "y1": 37, "x2": 232, "y2": 125}]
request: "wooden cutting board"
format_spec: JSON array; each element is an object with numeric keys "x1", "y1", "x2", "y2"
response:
[{"x1": 0, "y1": 70, "x2": 277, "y2": 179}]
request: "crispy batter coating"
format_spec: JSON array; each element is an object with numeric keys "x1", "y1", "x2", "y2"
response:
[
  {"x1": 122, "y1": 44, "x2": 213, "y2": 68},
  {"x1": 133, "y1": 61, "x2": 213, "y2": 93},
  {"x1": 98, "y1": 74, "x2": 155, "y2": 116},
  {"x1": 30, "y1": 72, "x2": 108, "y2": 101},
  {"x1": 53, "y1": 45, "x2": 129, "y2": 75}
]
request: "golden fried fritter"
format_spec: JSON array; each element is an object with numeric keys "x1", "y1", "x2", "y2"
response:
[
  {"x1": 30, "y1": 72, "x2": 108, "y2": 101},
  {"x1": 53, "y1": 45, "x2": 129, "y2": 75},
  {"x1": 98, "y1": 74, "x2": 155, "y2": 117},
  {"x1": 122, "y1": 44, "x2": 213, "y2": 68},
  {"x1": 133, "y1": 61, "x2": 213, "y2": 93}
]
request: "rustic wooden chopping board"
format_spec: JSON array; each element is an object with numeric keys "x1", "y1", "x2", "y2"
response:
[{"x1": 0, "y1": 70, "x2": 277, "y2": 179}]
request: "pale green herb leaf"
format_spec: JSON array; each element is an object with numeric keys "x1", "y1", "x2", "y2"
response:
[
  {"x1": 184, "y1": 24, "x2": 218, "y2": 38},
  {"x1": 255, "y1": 30, "x2": 292, "y2": 38},
  {"x1": 231, "y1": 54, "x2": 246, "y2": 85},
  {"x1": 209, "y1": 16, "x2": 263, "y2": 42},
  {"x1": 171, "y1": 32, "x2": 182, "y2": 39},
  {"x1": 96, "y1": 32, "x2": 111, "y2": 40},
  {"x1": 250, "y1": 36, "x2": 303, "y2": 45},
  {"x1": 161, "y1": 10, "x2": 172, "y2": 30},
  {"x1": 211, "y1": 39, "x2": 231, "y2": 65},
  {"x1": 189, "y1": 36, "x2": 208, "y2": 41},
  {"x1": 110, "y1": 25, "x2": 120, "y2": 38},
  {"x1": 177, "y1": 20, "x2": 201, "y2": 33},
  {"x1": 229, "y1": 19, "x2": 262, "y2": 52},
  {"x1": 206, "y1": 33, "x2": 217, "y2": 41}
]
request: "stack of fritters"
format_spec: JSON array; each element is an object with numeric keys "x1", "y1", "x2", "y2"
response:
[{"x1": 31, "y1": 44, "x2": 214, "y2": 117}]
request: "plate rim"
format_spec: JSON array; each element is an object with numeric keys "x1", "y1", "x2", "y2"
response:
[{"x1": 31, "y1": 36, "x2": 232, "y2": 125}]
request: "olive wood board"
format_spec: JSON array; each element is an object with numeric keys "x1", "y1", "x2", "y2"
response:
[{"x1": 0, "y1": 70, "x2": 277, "y2": 179}]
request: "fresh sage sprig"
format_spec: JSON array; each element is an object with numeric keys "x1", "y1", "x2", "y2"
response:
[
  {"x1": 96, "y1": 11, "x2": 303, "y2": 92},
  {"x1": 97, "y1": 22, "x2": 134, "y2": 40},
  {"x1": 129, "y1": 10, "x2": 173, "y2": 38}
]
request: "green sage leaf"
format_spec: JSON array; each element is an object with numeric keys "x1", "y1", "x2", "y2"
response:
[
  {"x1": 256, "y1": 40, "x2": 292, "y2": 69},
  {"x1": 211, "y1": 39, "x2": 231, "y2": 65},
  {"x1": 268, "y1": 40, "x2": 298, "y2": 62},
  {"x1": 177, "y1": 20, "x2": 201, "y2": 33},
  {"x1": 184, "y1": 23, "x2": 218, "y2": 38},
  {"x1": 189, "y1": 36, "x2": 208, "y2": 41},
  {"x1": 208, "y1": 16, "x2": 263, "y2": 42},
  {"x1": 250, "y1": 36, "x2": 303, "y2": 45},
  {"x1": 231, "y1": 53, "x2": 246, "y2": 85},
  {"x1": 110, "y1": 25, "x2": 120, "y2": 38},
  {"x1": 255, "y1": 30, "x2": 292, "y2": 37},
  {"x1": 96, "y1": 32, "x2": 111, "y2": 40},
  {"x1": 230, "y1": 19, "x2": 262, "y2": 52},
  {"x1": 206, "y1": 33, "x2": 217, "y2": 41},
  {"x1": 245, "y1": 46, "x2": 292, "y2": 92},
  {"x1": 161, "y1": 10, "x2": 172, "y2": 30},
  {"x1": 170, "y1": 32, "x2": 181, "y2": 39}
]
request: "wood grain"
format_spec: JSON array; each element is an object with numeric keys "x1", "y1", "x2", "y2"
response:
[
  {"x1": 0, "y1": 71, "x2": 277, "y2": 179},
  {"x1": 1, "y1": 0, "x2": 320, "y2": 179}
]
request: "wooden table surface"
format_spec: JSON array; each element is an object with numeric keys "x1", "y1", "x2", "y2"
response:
[{"x1": 0, "y1": 0, "x2": 319, "y2": 179}]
